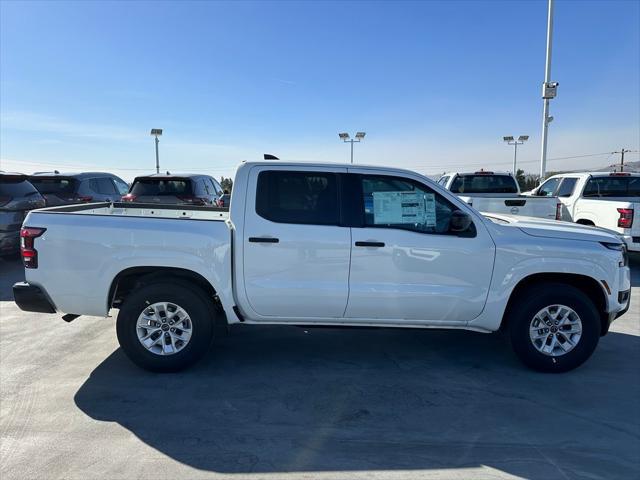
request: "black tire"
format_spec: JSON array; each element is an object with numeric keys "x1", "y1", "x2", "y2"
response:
[
  {"x1": 508, "y1": 283, "x2": 600, "y2": 373},
  {"x1": 116, "y1": 281, "x2": 214, "y2": 372}
]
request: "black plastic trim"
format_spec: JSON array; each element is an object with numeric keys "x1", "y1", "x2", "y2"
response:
[{"x1": 12, "y1": 282, "x2": 56, "y2": 313}]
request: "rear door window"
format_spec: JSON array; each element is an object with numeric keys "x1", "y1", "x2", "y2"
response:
[
  {"x1": 449, "y1": 175, "x2": 518, "y2": 193},
  {"x1": 89, "y1": 178, "x2": 117, "y2": 195},
  {"x1": 556, "y1": 178, "x2": 578, "y2": 197},
  {"x1": 256, "y1": 170, "x2": 339, "y2": 225},
  {"x1": 130, "y1": 178, "x2": 193, "y2": 196}
]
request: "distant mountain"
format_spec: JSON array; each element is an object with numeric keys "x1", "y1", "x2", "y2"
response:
[{"x1": 594, "y1": 160, "x2": 640, "y2": 173}]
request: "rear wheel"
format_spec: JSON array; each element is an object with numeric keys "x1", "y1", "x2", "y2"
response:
[
  {"x1": 508, "y1": 283, "x2": 600, "y2": 372},
  {"x1": 116, "y1": 282, "x2": 214, "y2": 372}
]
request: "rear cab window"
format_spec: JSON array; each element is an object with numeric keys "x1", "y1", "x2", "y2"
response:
[
  {"x1": 583, "y1": 176, "x2": 640, "y2": 197},
  {"x1": 256, "y1": 170, "x2": 339, "y2": 225},
  {"x1": 130, "y1": 178, "x2": 194, "y2": 196},
  {"x1": 449, "y1": 174, "x2": 518, "y2": 194}
]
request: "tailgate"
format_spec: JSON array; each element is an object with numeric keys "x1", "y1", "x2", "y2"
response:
[{"x1": 465, "y1": 196, "x2": 557, "y2": 219}]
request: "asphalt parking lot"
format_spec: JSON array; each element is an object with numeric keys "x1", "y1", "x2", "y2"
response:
[{"x1": 1, "y1": 256, "x2": 638, "y2": 480}]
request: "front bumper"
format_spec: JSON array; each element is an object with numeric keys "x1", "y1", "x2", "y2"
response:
[{"x1": 13, "y1": 282, "x2": 56, "y2": 313}]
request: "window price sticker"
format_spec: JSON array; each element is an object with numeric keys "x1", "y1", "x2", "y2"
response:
[{"x1": 373, "y1": 191, "x2": 435, "y2": 227}]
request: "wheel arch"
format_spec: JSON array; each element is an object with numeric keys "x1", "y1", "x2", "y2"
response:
[
  {"x1": 108, "y1": 266, "x2": 225, "y2": 322},
  {"x1": 576, "y1": 219, "x2": 596, "y2": 226},
  {"x1": 500, "y1": 272, "x2": 609, "y2": 335}
]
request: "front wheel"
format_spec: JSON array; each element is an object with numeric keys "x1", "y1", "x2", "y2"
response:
[
  {"x1": 508, "y1": 283, "x2": 601, "y2": 373},
  {"x1": 116, "y1": 282, "x2": 214, "y2": 372}
]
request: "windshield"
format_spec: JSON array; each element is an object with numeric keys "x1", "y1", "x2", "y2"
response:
[
  {"x1": 29, "y1": 177, "x2": 78, "y2": 194},
  {"x1": 449, "y1": 175, "x2": 518, "y2": 194},
  {"x1": 583, "y1": 176, "x2": 640, "y2": 197},
  {"x1": 130, "y1": 178, "x2": 193, "y2": 196}
]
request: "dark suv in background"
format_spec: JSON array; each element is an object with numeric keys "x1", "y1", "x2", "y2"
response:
[
  {"x1": 29, "y1": 171, "x2": 129, "y2": 206},
  {"x1": 121, "y1": 173, "x2": 223, "y2": 205},
  {"x1": 0, "y1": 173, "x2": 46, "y2": 257}
]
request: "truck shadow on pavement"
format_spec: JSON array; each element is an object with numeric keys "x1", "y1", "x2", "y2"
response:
[{"x1": 74, "y1": 323, "x2": 640, "y2": 479}]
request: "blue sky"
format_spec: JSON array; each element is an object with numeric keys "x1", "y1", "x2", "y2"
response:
[{"x1": 1, "y1": 0, "x2": 638, "y2": 180}]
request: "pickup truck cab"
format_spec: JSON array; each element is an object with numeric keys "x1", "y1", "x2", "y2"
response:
[
  {"x1": 438, "y1": 171, "x2": 561, "y2": 220},
  {"x1": 528, "y1": 172, "x2": 640, "y2": 252},
  {"x1": 13, "y1": 162, "x2": 631, "y2": 373}
]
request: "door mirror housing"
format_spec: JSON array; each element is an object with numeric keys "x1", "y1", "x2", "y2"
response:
[{"x1": 449, "y1": 210, "x2": 473, "y2": 233}]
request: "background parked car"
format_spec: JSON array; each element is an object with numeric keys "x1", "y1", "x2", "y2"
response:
[
  {"x1": 121, "y1": 173, "x2": 223, "y2": 205},
  {"x1": 28, "y1": 171, "x2": 129, "y2": 206},
  {"x1": 0, "y1": 172, "x2": 45, "y2": 257}
]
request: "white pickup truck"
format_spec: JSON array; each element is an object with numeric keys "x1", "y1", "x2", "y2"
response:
[
  {"x1": 438, "y1": 171, "x2": 561, "y2": 220},
  {"x1": 13, "y1": 161, "x2": 630, "y2": 373},
  {"x1": 526, "y1": 172, "x2": 640, "y2": 252}
]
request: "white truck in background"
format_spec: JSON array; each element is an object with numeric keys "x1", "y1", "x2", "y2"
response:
[
  {"x1": 13, "y1": 161, "x2": 630, "y2": 373},
  {"x1": 526, "y1": 172, "x2": 640, "y2": 252},
  {"x1": 438, "y1": 171, "x2": 561, "y2": 220}
]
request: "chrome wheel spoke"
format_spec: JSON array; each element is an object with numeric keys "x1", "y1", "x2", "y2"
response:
[{"x1": 529, "y1": 304, "x2": 582, "y2": 357}]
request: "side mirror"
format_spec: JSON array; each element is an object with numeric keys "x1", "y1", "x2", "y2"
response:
[{"x1": 449, "y1": 210, "x2": 473, "y2": 233}]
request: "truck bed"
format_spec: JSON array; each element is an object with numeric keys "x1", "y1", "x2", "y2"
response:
[
  {"x1": 32, "y1": 202, "x2": 230, "y2": 221},
  {"x1": 21, "y1": 202, "x2": 233, "y2": 317}
]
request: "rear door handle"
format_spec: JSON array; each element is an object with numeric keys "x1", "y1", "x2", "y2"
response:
[
  {"x1": 355, "y1": 241, "x2": 385, "y2": 247},
  {"x1": 248, "y1": 237, "x2": 279, "y2": 243}
]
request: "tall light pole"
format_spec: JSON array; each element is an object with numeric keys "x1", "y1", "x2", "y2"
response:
[
  {"x1": 338, "y1": 132, "x2": 366, "y2": 163},
  {"x1": 150, "y1": 128, "x2": 163, "y2": 174},
  {"x1": 539, "y1": 0, "x2": 559, "y2": 182},
  {"x1": 503, "y1": 135, "x2": 529, "y2": 174}
]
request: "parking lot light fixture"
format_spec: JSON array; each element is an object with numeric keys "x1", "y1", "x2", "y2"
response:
[
  {"x1": 150, "y1": 129, "x2": 163, "y2": 174},
  {"x1": 338, "y1": 131, "x2": 366, "y2": 164},
  {"x1": 503, "y1": 135, "x2": 529, "y2": 175}
]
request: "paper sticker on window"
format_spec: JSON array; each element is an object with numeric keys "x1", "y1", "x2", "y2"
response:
[{"x1": 373, "y1": 191, "x2": 435, "y2": 227}]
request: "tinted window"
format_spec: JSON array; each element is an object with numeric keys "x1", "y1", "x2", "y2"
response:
[
  {"x1": 537, "y1": 178, "x2": 561, "y2": 197},
  {"x1": 130, "y1": 178, "x2": 193, "y2": 196},
  {"x1": 211, "y1": 178, "x2": 223, "y2": 195},
  {"x1": 557, "y1": 177, "x2": 578, "y2": 197},
  {"x1": 29, "y1": 177, "x2": 78, "y2": 194},
  {"x1": 89, "y1": 178, "x2": 117, "y2": 195},
  {"x1": 438, "y1": 176, "x2": 449, "y2": 186},
  {"x1": 113, "y1": 178, "x2": 129, "y2": 195},
  {"x1": 449, "y1": 175, "x2": 518, "y2": 194},
  {"x1": 0, "y1": 177, "x2": 38, "y2": 196},
  {"x1": 583, "y1": 176, "x2": 640, "y2": 197},
  {"x1": 360, "y1": 175, "x2": 460, "y2": 234},
  {"x1": 256, "y1": 171, "x2": 339, "y2": 225}
]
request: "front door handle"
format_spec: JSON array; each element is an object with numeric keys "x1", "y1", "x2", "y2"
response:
[
  {"x1": 249, "y1": 237, "x2": 279, "y2": 243},
  {"x1": 355, "y1": 241, "x2": 385, "y2": 247}
]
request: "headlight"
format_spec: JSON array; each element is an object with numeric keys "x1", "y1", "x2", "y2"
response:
[{"x1": 601, "y1": 242, "x2": 628, "y2": 267}]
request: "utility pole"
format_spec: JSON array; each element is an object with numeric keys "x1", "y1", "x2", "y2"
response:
[
  {"x1": 612, "y1": 148, "x2": 634, "y2": 172},
  {"x1": 539, "y1": 0, "x2": 558, "y2": 182}
]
